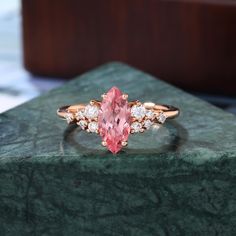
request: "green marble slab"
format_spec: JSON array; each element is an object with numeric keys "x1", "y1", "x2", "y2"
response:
[{"x1": 0, "y1": 62, "x2": 236, "y2": 236}]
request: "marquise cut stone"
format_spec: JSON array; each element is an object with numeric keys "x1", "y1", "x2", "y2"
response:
[{"x1": 98, "y1": 87, "x2": 131, "y2": 154}]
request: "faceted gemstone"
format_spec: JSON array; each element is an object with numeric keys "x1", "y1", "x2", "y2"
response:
[
  {"x1": 88, "y1": 121, "x2": 98, "y2": 133},
  {"x1": 144, "y1": 120, "x2": 153, "y2": 129},
  {"x1": 98, "y1": 87, "x2": 131, "y2": 154},
  {"x1": 146, "y1": 110, "x2": 155, "y2": 119},
  {"x1": 78, "y1": 120, "x2": 88, "y2": 130},
  {"x1": 84, "y1": 105, "x2": 99, "y2": 119},
  {"x1": 75, "y1": 110, "x2": 84, "y2": 120},
  {"x1": 158, "y1": 112, "x2": 167, "y2": 124},
  {"x1": 131, "y1": 122, "x2": 143, "y2": 133},
  {"x1": 131, "y1": 105, "x2": 146, "y2": 119},
  {"x1": 65, "y1": 113, "x2": 74, "y2": 124}
]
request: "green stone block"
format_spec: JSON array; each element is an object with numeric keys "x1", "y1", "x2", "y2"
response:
[{"x1": 0, "y1": 62, "x2": 236, "y2": 235}]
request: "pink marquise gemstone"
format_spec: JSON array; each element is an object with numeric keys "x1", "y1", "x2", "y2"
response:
[{"x1": 98, "y1": 87, "x2": 131, "y2": 154}]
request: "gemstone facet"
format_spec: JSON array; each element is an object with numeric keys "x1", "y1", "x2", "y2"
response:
[{"x1": 98, "y1": 87, "x2": 131, "y2": 154}]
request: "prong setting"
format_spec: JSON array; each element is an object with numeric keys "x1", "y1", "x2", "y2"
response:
[
  {"x1": 140, "y1": 128, "x2": 145, "y2": 133},
  {"x1": 121, "y1": 141, "x2": 128, "y2": 147},
  {"x1": 101, "y1": 93, "x2": 107, "y2": 99},
  {"x1": 122, "y1": 94, "x2": 128, "y2": 100},
  {"x1": 101, "y1": 141, "x2": 107, "y2": 147},
  {"x1": 89, "y1": 100, "x2": 96, "y2": 106}
]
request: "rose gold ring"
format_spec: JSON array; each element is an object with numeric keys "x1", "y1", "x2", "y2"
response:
[{"x1": 57, "y1": 87, "x2": 180, "y2": 154}]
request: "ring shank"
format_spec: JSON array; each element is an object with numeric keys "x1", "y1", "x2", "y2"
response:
[
  {"x1": 57, "y1": 105, "x2": 82, "y2": 118},
  {"x1": 57, "y1": 102, "x2": 179, "y2": 120},
  {"x1": 143, "y1": 102, "x2": 180, "y2": 119}
]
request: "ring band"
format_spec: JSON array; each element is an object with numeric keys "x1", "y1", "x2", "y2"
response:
[{"x1": 57, "y1": 87, "x2": 180, "y2": 154}]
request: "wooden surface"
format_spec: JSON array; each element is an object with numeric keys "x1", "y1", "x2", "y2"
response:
[{"x1": 22, "y1": 0, "x2": 236, "y2": 95}]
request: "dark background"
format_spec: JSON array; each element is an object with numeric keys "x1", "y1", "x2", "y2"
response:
[{"x1": 22, "y1": 0, "x2": 236, "y2": 96}]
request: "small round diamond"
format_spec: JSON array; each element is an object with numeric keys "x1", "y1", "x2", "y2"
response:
[
  {"x1": 78, "y1": 120, "x2": 88, "y2": 130},
  {"x1": 75, "y1": 110, "x2": 85, "y2": 120},
  {"x1": 88, "y1": 122, "x2": 98, "y2": 133},
  {"x1": 65, "y1": 113, "x2": 74, "y2": 123},
  {"x1": 131, "y1": 105, "x2": 146, "y2": 119},
  {"x1": 131, "y1": 122, "x2": 143, "y2": 133},
  {"x1": 84, "y1": 105, "x2": 99, "y2": 119},
  {"x1": 146, "y1": 110, "x2": 155, "y2": 119},
  {"x1": 144, "y1": 120, "x2": 153, "y2": 129},
  {"x1": 158, "y1": 112, "x2": 167, "y2": 124}
]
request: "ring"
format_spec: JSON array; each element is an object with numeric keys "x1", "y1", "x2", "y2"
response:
[{"x1": 57, "y1": 87, "x2": 180, "y2": 154}]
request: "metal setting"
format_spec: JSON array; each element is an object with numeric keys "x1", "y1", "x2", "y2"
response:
[{"x1": 57, "y1": 89, "x2": 180, "y2": 153}]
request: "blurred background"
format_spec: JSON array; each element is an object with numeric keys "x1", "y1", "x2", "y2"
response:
[{"x1": 0, "y1": 0, "x2": 236, "y2": 114}]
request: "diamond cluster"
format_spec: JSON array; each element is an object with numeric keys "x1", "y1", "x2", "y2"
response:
[
  {"x1": 64, "y1": 104, "x2": 99, "y2": 133},
  {"x1": 130, "y1": 104, "x2": 166, "y2": 133},
  {"x1": 76, "y1": 104, "x2": 99, "y2": 132},
  {"x1": 98, "y1": 87, "x2": 131, "y2": 154},
  {"x1": 65, "y1": 102, "x2": 167, "y2": 134}
]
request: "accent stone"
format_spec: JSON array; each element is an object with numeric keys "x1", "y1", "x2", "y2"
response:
[
  {"x1": 144, "y1": 120, "x2": 153, "y2": 129},
  {"x1": 84, "y1": 105, "x2": 99, "y2": 119},
  {"x1": 78, "y1": 120, "x2": 88, "y2": 130},
  {"x1": 98, "y1": 87, "x2": 131, "y2": 154},
  {"x1": 75, "y1": 110, "x2": 85, "y2": 120},
  {"x1": 65, "y1": 113, "x2": 74, "y2": 123},
  {"x1": 88, "y1": 122, "x2": 98, "y2": 133},
  {"x1": 131, "y1": 105, "x2": 146, "y2": 119},
  {"x1": 131, "y1": 122, "x2": 143, "y2": 133},
  {"x1": 146, "y1": 110, "x2": 155, "y2": 119},
  {"x1": 158, "y1": 112, "x2": 167, "y2": 124}
]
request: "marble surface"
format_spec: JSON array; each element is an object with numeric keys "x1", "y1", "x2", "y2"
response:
[{"x1": 0, "y1": 62, "x2": 236, "y2": 235}]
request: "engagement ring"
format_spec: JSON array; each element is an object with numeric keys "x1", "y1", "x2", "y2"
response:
[{"x1": 57, "y1": 87, "x2": 180, "y2": 154}]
